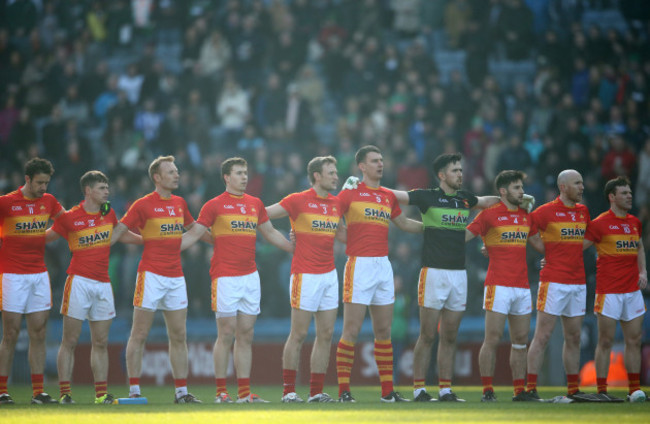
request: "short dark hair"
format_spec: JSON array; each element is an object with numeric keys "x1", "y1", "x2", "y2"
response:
[
  {"x1": 604, "y1": 176, "x2": 631, "y2": 200},
  {"x1": 495, "y1": 170, "x2": 526, "y2": 191},
  {"x1": 432, "y1": 153, "x2": 462, "y2": 176},
  {"x1": 307, "y1": 156, "x2": 337, "y2": 184},
  {"x1": 24, "y1": 158, "x2": 54, "y2": 179},
  {"x1": 221, "y1": 157, "x2": 247, "y2": 180},
  {"x1": 148, "y1": 155, "x2": 175, "y2": 181},
  {"x1": 355, "y1": 145, "x2": 381, "y2": 164},
  {"x1": 80, "y1": 170, "x2": 109, "y2": 194}
]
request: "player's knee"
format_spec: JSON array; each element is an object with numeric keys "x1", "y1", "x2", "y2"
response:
[
  {"x1": 28, "y1": 325, "x2": 47, "y2": 341},
  {"x1": 92, "y1": 337, "x2": 108, "y2": 351},
  {"x1": 168, "y1": 328, "x2": 187, "y2": 345},
  {"x1": 624, "y1": 332, "x2": 642, "y2": 348},
  {"x1": 318, "y1": 326, "x2": 334, "y2": 343}
]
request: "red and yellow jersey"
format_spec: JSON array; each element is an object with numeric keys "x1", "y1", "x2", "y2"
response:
[
  {"x1": 121, "y1": 191, "x2": 193, "y2": 278},
  {"x1": 197, "y1": 192, "x2": 268, "y2": 279},
  {"x1": 0, "y1": 188, "x2": 64, "y2": 274},
  {"x1": 531, "y1": 197, "x2": 590, "y2": 285},
  {"x1": 51, "y1": 203, "x2": 117, "y2": 282},
  {"x1": 337, "y1": 182, "x2": 402, "y2": 257},
  {"x1": 280, "y1": 188, "x2": 341, "y2": 274},
  {"x1": 467, "y1": 202, "x2": 534, "y2": 288},
  {"x1": 585, "y1": 209, "x2": 641, "y2": 294}
]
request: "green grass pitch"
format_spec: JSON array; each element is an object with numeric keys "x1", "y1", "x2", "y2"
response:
[{"x1": 1, "y1": 385, "x2": 648, "y2": 424}]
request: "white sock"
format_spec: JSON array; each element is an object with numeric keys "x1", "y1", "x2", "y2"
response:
[
  {"x1": 129, "y1": 385, "x2": 140, "y2": 396},
  {"x1": 175, "y1": 386, "x2": 188, "y2": 398},
  {"x1": 439, "y1": 387, "x2": 451, "y2": 397}
]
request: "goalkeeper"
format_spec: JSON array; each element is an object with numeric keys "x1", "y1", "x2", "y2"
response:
[{"x1": 346, "y1": 153, "x2": 534, "y2": 401}]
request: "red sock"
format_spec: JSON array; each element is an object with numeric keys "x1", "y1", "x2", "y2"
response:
[
  {"x1": 129, "y1": 377, "x2": 140, "y2": 386},
  {"x1": 374, "y1": 339, "x2": 394, "y2": 397},
  {"x1": 0, "y1": 375, "x2": 8, "y2": 394},
  {"x1": 597, "y1": 377, "x2": 607, "y2": 394},
  {"x1": 95, "y1": 381, "x2": 107, "y2": 398},
  {"x1": 174, "y1": 378, "x2": 187, "y2": 389},
  {"x1": 336, "y1": 340, "x2": 355, "y2": 396},
  {"x1": 283, "y1": 369, "x2": 297, "y2": 396},
  {"x1": 237, "y1": 378, "x2": 250, "y2": 399},
  {"x1": 526, "y1": 373, "x2": 537, "y2": 391},
  {"x1": 216, "y1": 378, "x2": 228, "y2": 396},
  {"x1": 481, "y1": 376, "x2": 493, "y2": 394},
  {"x1": 513, "y1": 379, "x2": 525, "y2": 396},
  {"x1": 567, "y1": 374, "x2": 579, "y2": 395},
  {"x1": 628, "y1": 372, "x2": 640, "y2": 394},
  {"x1": 31, "y1": 374, "x2": 44, "y2": 397},
  {"x1": 310, "y1": 373, "x2": 325, "y2": 397},
  {"x1": 59, "y1": 380, "x2": 71, "y2": 396}
]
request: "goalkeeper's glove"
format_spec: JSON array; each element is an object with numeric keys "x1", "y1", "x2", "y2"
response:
[
  {"x1": 521, "y1": 194, "x2": 535, "y2": 213},
  {"x1": 100, "y1": 201, "x2": 111, "y2": 216},
  {"x1": 342, "y1": 176, "x2": 359, "y2": 191}
]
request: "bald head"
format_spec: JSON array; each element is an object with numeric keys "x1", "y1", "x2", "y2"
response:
[
  {"x1": 557, "y1": 169, "x2": 584, "y2": 205},
  {"x1": 557, "y1": 169, "x2": 581, "y2": 188}
]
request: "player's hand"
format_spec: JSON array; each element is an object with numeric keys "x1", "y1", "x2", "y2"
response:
[
  {"x1": 521, "y1": 194, "x2": 535, "y2": 213},
  {"x1": 289, "y1": 229, "x2": 296, "y2": 243},
  {"x1": 100, "y1": 201, "x2": 111, "y2": 216},
  {"x1": 539, "y1": 257, "x2": 546, "y2": 269},
  {"x1": 342, "y1": 176, "x2": 359, "y2": 191},
  {"x1": 480, "y1": 245, "x2": 488, "y2": 258},
  {"x1": 638, "y1": 271, "x2": 647, "y2": 290}
]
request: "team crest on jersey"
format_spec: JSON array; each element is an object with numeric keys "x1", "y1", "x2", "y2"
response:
[
  {"x1": 252, "y1": 207, "x2": 256, "y2": 213},
  {"x1": 40, "y1": 205, "x2": 46, "y2": 211},
  {"x1": 166, "y1": 206, "x2": 176, "y2": 216}
]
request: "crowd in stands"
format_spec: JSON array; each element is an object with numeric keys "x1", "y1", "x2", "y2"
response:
[{"x1": 1, "y1": 0, "x2": 649, "y2": 327}]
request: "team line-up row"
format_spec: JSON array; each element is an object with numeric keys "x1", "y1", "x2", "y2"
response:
[{"x1": 0, "y1": 147, "x2": 646, "y2": 405}]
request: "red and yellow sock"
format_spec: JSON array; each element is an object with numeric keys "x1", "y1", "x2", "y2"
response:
[
  {"x1": 439, "y1": 378, "x2": 451, "y2": 391},
  {"x1": 282, "y1": 369, "x2": 297, "y2": 396},
  {"x1": 95, "y1": 381, "x2": 107, "y2": 398},
  {"x1": 0, "y1": 375, "x2": 8, "y2": 394},
  {"x1": 481, "y1": 376, "x2": 493, "y2": 394},
  {"x1": 597, "y1": 377, "x2": 607, "y2": 394},
  {"x1": 310, "y1": 373, "x2": 325, "y2": 397},
  {"x1": 567, "y1": 374, "x2": 579, "y2": 395},
  {"x1": 31, "y1": 374, "x2": 44, "y2": 397},
  {"x1": 628, "y1": 372, "x2": 640, "y2": 394},
  {"x1": 216, "y1": 378, "x2": 228, "y2": 396},
  {"x1": 526, "y1": 373, "x2": 537, "y2": 391},
  {"x1": 237, "y1": 378, "x2": 250, "y2": 400},
  {"x1": 336, "y1": 339, "x2": 355, "y2": 396},
  {"x1": 513, "y1": 378, "x2": 525, "y2": 396},
  {"x1": 413, "y1": 379, "x2": 425, "y2": 391},
  {"x1": 374, "y1": 339, "x2": 394, "y2": 397},
  {"x1": 59, "y1": 380, "x2": 71, "y2": 397}
]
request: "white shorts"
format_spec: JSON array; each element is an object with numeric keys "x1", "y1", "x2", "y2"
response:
[
  {"x1": 133, "y1": 271, "x2": 188, "y2": 311},
  {"x1": 290, "y1": 269, "x2": 338, "y2": 312},
  {"x1": 343, "y1": 256, "x2": 394, "y2": 306},
  {"x1": 212, "y1": 271, "x2": 261, "y2": 318},
  {"x1": 0, "y1": 272, "x2": 51, "y2": 314},
  {"x1": 536, "y1": 282, "x2": 586, "y2": 317},
  {"x1": 594, "y1": 291, "x2": 646, "y2": 322},
  {"x1": 61, "y1": 275, "x2": 115, "y2": 321},
  {"x1": 418, "y1": 268, "x2": 467, "y2": 312},
  {"x1": 483, "y1": 285, "x2": 532, "y2": 316}
]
